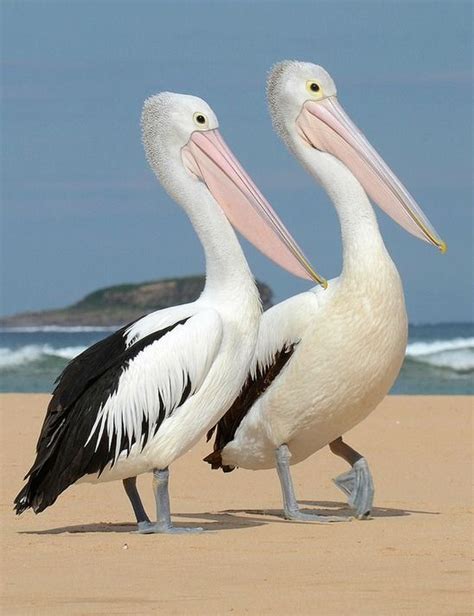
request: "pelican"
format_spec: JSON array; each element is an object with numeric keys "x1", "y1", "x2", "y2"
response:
[
  {"x1": 205, "y1": 62, "x2": 445, "y2": 521},
  {"x1": 14, "y1": 92, "x2": 324, "y2": 533}
]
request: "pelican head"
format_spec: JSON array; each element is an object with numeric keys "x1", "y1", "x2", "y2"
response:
[
  {"x1": 141, "y1": 91, "x2": 325, "y2": 285},
  {"x1": 142, "y1": 92, "x2": 219, "y2": 184},
  {"x1": 267, "y1": 61, "x2": 445, "y2": 252}
]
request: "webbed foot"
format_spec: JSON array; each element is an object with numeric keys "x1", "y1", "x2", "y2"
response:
[{"x1": 333, "y1": 457, "x2": 374, "y2": 519}]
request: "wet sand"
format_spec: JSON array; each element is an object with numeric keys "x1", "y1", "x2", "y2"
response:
[{"x1": 0, "y1": 394, "x2": 472, "y2": 615}]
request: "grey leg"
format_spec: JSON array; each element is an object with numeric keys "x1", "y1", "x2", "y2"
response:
[
  {"x1": 329, "y1": 437, "x2": 374, "y2": 519},
  {"x1": 275, "y1": 444, "x2": 349, "y2": 523},
  {"x1": 122, "y1": 476, "x2": 151, "y2": 531},
  {"x1": 138, "y1": 468, "x2": 203, "y2": 535}
]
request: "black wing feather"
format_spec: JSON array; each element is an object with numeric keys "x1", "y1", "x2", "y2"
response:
[{"x1": 34, "y1": 320, "x2": 137, "y2": 453}]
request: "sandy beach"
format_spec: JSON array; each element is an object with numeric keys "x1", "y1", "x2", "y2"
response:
[{"x1": 0, "y1": 394, "x2": 472, "y2": 615}]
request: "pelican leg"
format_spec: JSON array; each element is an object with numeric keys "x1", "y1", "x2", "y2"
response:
[
  {"x1": 330, "y1": 437, "x2": 374, "y2": 519},
  {"x1": 275, "y1": 444, "x2": 348, "y2": 523},
  {"x1": 137, "y1": 468, "x2": 203, "y2": 534},
  {"x1": 122, "y1": 476, "x2": 151, "y2": 530}
]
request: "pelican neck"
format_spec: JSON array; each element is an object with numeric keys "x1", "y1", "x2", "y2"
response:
[
  {"x1": 180, "y1": 181, "x2": 257, "y2": 301},
  {"x1": 291, "y1": 140, "x2": 392, "y2": 281}
]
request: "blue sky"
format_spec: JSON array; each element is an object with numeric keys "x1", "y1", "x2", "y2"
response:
[{"x1": 1, "y1": 0, "x2": 472, "y2": 322}]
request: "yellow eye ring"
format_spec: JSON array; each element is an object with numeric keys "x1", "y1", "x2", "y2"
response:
[
  {"x1": 306, "y1": 81, "x2": 323, "y2": 97},
  {"x1": 193, "y1": 112, "x2": 208, "y2": 127}
]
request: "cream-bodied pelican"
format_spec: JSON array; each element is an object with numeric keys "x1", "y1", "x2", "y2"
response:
[
  {"x1": 14, "y1": 92, "x2": 324, "y2": 533},
  {"x1": 205, "y1": 62, "x2": 445, "y2": 521}
]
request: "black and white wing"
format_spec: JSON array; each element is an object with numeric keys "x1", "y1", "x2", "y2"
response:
[{"x1": 15, "y1": 307, "x2": 223, "y2": 514}]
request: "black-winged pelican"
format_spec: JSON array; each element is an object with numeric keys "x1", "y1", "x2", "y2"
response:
[
  {"x1": 14, "y1": 92, "x2": 324, "y2": 533},
  {"x1": 205, "y1": 62, "x2": 445, "y2": 521}
]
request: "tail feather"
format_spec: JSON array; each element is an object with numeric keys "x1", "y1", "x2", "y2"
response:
[
  {"x1": 14, "y1": 482, "x2": 34, "y2": 515},
  {"x1": 14, "y1": 457, "x2": 64, "y2": 515},
  {"x1": 14, "y1": 476, "x2": 63, "y2": 515}
]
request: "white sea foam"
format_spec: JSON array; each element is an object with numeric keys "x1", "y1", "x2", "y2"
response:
[
  {"x1": 411, "y1": 350, "x2": 474, "y2": 372},
  {"x1": 406, "y1": 337, "x2": 474, "y2": 373},
  {"x1": 0, "y1": 345, "x2": 86, "y2": 368},
  {"x1": 406, "y1": 337, "x2": 474, "y2": 356},
  {"x1": 1, "y1": 337, "x2": 473, "y2": 375}
]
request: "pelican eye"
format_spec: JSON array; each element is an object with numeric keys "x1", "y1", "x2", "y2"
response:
[
  {"x1": 193, "y1": 112, "x2": 208, "y2": 127},
  {"x1": 306, "y1": 81, "x2": 322, "y2": 96}
]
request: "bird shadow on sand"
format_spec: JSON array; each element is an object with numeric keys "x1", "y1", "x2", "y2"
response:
[
  {"x1": 299, "y1": 499, "x2": 439, "y2": 517},
  {"x1": 224, "y1": 499, "x2": 440, "y2": 521},
  {"x1": 19, "y1": 511, "x2": 268, "y2": 535},
  {"x1": 19, "y1": 500, "x2": 439, "y2": 535}
]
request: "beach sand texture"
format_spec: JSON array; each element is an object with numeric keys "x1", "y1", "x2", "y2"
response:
[{"x1": 1, "y1": 394, "x2": 472, "y2": 615}]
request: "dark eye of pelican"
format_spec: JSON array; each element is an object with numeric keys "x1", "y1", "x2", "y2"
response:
[
  {"x1": 310, "y1": 82, "x2": 320, "y2": 92},
  {"x1": 196, "y1": 114, "x2": 206, "y2": 124}
]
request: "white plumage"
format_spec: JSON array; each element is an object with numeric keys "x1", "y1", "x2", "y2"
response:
[
  {"x1": 223, "y1": 267, "x2": 407, "y2": 471},
  {"x1": 85, "y1": 309, "x2": 222, "y2": 471}
]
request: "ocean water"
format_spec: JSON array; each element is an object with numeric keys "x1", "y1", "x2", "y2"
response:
[{"x1": 0, "y1": 323, "x2": 472, "y2": 395}]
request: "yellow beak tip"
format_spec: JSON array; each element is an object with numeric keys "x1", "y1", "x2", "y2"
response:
[{"x1": 439, "y1": 241, "x2": 447, "y2": 254}]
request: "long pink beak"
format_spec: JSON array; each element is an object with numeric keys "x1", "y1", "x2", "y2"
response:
[
  {"x1": 297, "y1": 97, "x2": 446, "y2": 252},
  {"x1": 182, "y1": 129, "x2": 326, "y2": 285}
]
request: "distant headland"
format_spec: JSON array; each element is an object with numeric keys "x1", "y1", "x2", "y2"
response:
[{"x1": 0, "y1": 276, "x2": 273, "y2": 327}]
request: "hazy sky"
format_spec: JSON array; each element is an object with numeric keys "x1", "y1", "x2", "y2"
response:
[{"x1": 1, "y1": 1, "x2": 472, "y2": 322}]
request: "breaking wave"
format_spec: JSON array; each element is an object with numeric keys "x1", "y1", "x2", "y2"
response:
[
  {"x1": 1, "y1": 337, "x2": 473, "y2": 376},
  {"x1": 406, "y1": 337, "x2": 474, "y2": 373},
  {"x1": 0, "y1": 345, "x2": 86, "y2": 369}
]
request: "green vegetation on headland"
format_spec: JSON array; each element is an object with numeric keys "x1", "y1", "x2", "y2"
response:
[{"x1": 0, "y1": 276, "x2": 273, "y2": 327}]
